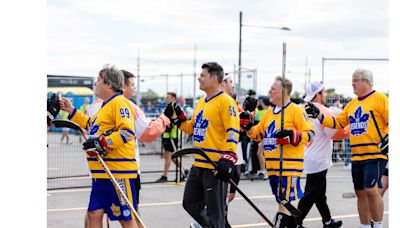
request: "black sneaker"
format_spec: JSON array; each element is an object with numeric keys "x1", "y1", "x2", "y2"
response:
[
  {"x1": 323, "y1": 219, "x2": 342, "y2": 228},
  {"x1": 155, "y1": 176, "x2": 168, "y2": 183}
]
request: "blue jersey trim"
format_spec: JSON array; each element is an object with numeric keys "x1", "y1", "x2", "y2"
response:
[
  {"x1": 120, "y1": 134, "x2": 127, "y2": 143},
  {"x1": 267, "y1": 168, "x2": 303, "y2": 172},
  {"x1": 320, "y1": 113, "x2": 325, "y2": 123},
  {"x1": 68, "y1": 108, "x2": 77, "y2": 120},
  {"x1": 91, "y1": 169, "x2": 138, "y2": 174},
  {"x1": 87, "y1": 158, "x2": 136, "y2": 162},
  {"x1": 102, "y1": 93, "x2": 121, "y2": 107},
  {"x1": 226, "y1": 139, "x2": 238, "y2": 144},
  {"x1": 205, "y1": 91, "x2": 224, "y2": 103},
  {"x1": 307, "y1": 132, "x2": 312, "y2": 142},
  {"x1": 195, "y1": 158, "x2": 211, "y2": 164},
  {"x1": 350, "y1": 143, "x2": 378, "y2": 148},
  {"x1": 358, "y1": 90, "x2": 375, "y2": 101},
  {"x1": 226, "y1": 128, "x2": 240, "y2": 134},
  {"x1": 272, "y1": 101, "x2": 292, "y2": 114},
  {"x1": 123, "y1": 129, "x2": 135, "y2": 135},
  {"x1": 351, "y1": 152, "x2": 383, "y2": 157},
  {"x1": 265, "y1": 158, "x2": 304, "y2": 162}
]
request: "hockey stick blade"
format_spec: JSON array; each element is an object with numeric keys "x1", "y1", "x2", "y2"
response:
[
  {"x1": 172, "y1": 148, "x2": 274, "y2": 227},
  {"x1": 51, "y1": 120, "x2": 86, "y2": 138}
]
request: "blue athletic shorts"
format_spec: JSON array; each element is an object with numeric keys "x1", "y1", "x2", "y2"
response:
[
  {"x1": 351, "y1": 159, "x2": 387, "y2": 190},
  {"x1": 269, "y1": 175, "x2": 303, "y2": 203},
  {"x1": 88, "y1": 178, "x2": 137, "y2": 221}
]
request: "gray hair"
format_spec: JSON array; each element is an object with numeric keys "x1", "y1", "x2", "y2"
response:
[
  {"x1": 99, "y1": 64, "x2": 124, "y2": 93},
  {"x1": 353, "y1": 68, "x2": 373, "y2": 87}
]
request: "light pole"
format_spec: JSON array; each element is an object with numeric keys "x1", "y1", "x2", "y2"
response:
[{"x1": 238, "y1": 11, "x2": 291, "y2": 89}]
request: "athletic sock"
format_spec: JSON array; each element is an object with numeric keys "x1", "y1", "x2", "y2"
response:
[
  {"x1": 373, "y1": 220, "x2": 383, "y2": 228},
  {"x1": 359, "y1": 224, "x2": 371, "y2": 228}
]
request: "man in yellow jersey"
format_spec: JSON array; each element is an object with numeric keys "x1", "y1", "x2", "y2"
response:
[
  {"x1": 165, "y1": 62, "x2": 240, "y2": 228},
  {"x1": 241, "y1": 76, "x2": 313, "y2": 227},
  {"x1": 305, "y1": 69, "x2": 388, "y2": 228},
  {"x1": 60, "y1": 65, "x2": 139, "y2": 228}
]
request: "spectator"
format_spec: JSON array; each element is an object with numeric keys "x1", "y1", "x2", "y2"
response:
[{"x1": 155, "y1": 92, "x2": 188, "y2": 182}]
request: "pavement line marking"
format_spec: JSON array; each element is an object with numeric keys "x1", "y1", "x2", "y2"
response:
[
  {"x1": 48, "y1": 188, "x2": 91, "y2": 194},
  {"x1": 231, "y1": 211, "x2": 389, "y2": 227},
  {"x1": 47, "y1": 183, "x2": 181, "y2": 194},
  {"x1": 48, "y1": 194, "x2": 275, "y2": 212}
]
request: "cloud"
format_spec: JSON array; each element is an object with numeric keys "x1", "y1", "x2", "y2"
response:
[{"x1": 48, "y1": 0, "x2": 389, "y2": 97}]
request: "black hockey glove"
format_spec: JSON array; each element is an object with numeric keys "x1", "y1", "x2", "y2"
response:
[
  {"x1": 83, "y1": 135, "x2": 111, "y2": 157},
  {"x1": 243, "y1": 96, "x2": 258, "y2": 112},
  {"x1": 305, "y1": 102, "x2": 320, "y2": 118},
  {"x1": 239, "y1": 111, "x2": 254, "y2": 131},
  {"x1": 47, "y1": 93, "x2": 60, "y2": 126},
  {"x1": 215, "y1": 152, "x2": 237, "y2": 182},
  {"x1": 163, "y1": 103, "x2": 175, "y2": 119},
  {"x1": 171, "y1": 103, "x2": 187, "y2": 126},
  {"x1": 275, "y1": 129, "x2": 302, "y2": 146},
  {"x1": 379, "y1": 134, "x2": 388, "y2": 154}
]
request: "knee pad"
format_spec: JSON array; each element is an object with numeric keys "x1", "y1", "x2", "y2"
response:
[{"x1": 274, "y1": 212, "x2": 290, "y2": 228}]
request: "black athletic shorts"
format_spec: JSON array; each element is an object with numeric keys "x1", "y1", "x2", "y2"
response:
[
  {"x1": 162, "y1": 138, "x2": 178, "y2": 152},
  {"x1": 352, "y1": 158, "x2": 387, "y2": 190}
]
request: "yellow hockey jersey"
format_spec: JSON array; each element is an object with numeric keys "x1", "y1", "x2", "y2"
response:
[
  {"x1": 69, "y1": 94, "x2": 138, "y2": 179},
  {"x1": 180, "y1": 91, "x2": 240, "y2": 169},
  {"x1": 320, "y1": 90, "x2": 388, "y2": 161},
  {"x1": 248, "y1": 101, "x2": 313, "y2": 177}
]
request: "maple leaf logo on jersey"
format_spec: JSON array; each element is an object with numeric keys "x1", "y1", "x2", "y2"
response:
[
  {"x1": 349, "y1": 106, "x2": 369, "y2": 136},
  {"x1": 89, "y1": 117, "x2": 99, "y2": 136},
  {"x1": 193, "y1": 110, "x2": 210, "y2": 143},
  {"x1": 263, "y1": 120, "x2": 277, "y2": 151},
  {"x1": 229, "y1": 105, "x2": 236, "y2": 117}
]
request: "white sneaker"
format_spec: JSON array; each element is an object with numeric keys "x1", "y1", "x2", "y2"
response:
[
  {"x1": 344, "y1": 164, "x2": 351, "y2": 170},
  {"x1": 190, "y1": 222, "x2": 203, "y2": 228},
  {"x1": 257, "y1": 170, "x2": 267, "y2": 179}
]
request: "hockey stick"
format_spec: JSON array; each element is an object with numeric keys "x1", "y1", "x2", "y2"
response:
[
  {"x1": 369, "y1": 111, "x2": 388, "y2": 154},
  {"x1": 278, "y1": 43, "x2": 302, "y2": 218},
  {"x1": 51, "y1": 120, "x2": 147, "y2": 228},
  {"x1": 172, "y1": 148, "x2": 274, "y2": 227}
]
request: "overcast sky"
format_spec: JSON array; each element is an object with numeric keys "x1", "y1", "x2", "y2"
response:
[{"x1": 47, "y1": 0, "x2": 389, "y2": 98}]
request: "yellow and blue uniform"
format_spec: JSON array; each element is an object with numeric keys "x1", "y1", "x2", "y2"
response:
[
  {"x1": 180, "y1": 91, "x2": 240, "y2": 169},
  {"x1": 69, "y1": 93, "x2": 138, "y2": 221},
  {"x1": 320, "y1": 90, "x2": 388, "y2": 162},
  {"x1": 69, "y1": 94, "x2": 138, "y2": 179},
  {"x1": 248, "y1": 101, "x2": 313, "y2": 201}
]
